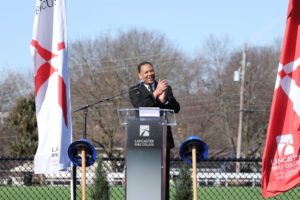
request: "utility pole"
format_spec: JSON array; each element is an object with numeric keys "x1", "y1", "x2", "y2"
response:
[{"x1": 236, "y1": 44, "x2": 247, "y2": 172}]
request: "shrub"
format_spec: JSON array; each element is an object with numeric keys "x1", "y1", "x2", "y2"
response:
[
  {"x1": 92, "y1": 158, "x2": 110, "y2": 200},
  {"x1": 174, "y1": 164, "x2": 193, "y2": 200}
]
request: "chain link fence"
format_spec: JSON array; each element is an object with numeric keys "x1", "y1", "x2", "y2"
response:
[{"x1": 0, "y1": 157, "x2": 299, "y2": 199}]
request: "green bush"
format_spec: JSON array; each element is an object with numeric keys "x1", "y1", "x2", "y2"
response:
[
  {"x1": 92, "y1": 158, "x2": 110, "y2": 200},
  {"x1": 174, "y1": 164, "x2": 193, "y2": 200}
]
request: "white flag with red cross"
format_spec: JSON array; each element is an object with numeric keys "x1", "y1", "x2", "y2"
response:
[
  {"x1": 31, "y1": 0, "x2": 72, "y2": 173},
  {"x1": 262, "y1": 0, "x2": 300, "y2": 197}
]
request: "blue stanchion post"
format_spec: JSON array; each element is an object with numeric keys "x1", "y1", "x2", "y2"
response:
[
  {"x1": 68, "y1": 138, "x2": 96, "y2": 200},
  {"x1": 179, "y1": 135, "x2": 208, "y2": 200}
]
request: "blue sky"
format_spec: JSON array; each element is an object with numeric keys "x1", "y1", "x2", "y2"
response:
[{"x1": 0, "y1": 1, "x2": 288, "y2": 73}]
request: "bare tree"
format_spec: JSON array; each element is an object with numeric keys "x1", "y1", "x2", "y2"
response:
[
  {"x1": 69, "y1": 29, "x2": 186, "y2": 157},
  {"x1": 0, "y1": 31, "x2": 282, "y2": 159},
  {"x1": 176, "y1": 36, "x2": 281, "y2": 158},
  {"x1": 180, "y1": 35, "x2": 236, "y2": 155}
]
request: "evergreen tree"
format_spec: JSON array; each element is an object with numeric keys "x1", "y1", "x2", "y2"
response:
[
  {"x1": 92, "y1": 158, "x2": 110, "y2": 200},
  {"x1": 174, "y1": 164, "x2": 193, "y2": 200},
  {"x1": 6, "y1": 94, "x2": 37, "y2": 157}
]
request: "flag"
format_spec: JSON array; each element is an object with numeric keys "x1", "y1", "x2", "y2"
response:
[
  {"x1": 262, "y1": 0, "x2": 300, "y2": 197},
  {"x1": 31, "y1": 0, "x2": 72, "y2": 173}
]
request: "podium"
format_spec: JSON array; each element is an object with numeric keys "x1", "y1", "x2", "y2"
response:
[{"x1": 118, "y1": 108, "x2": 176, "y2": 200}]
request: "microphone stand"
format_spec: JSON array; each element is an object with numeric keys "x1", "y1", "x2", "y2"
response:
[
  {"x1": 71, "y1": 88, "x2": 136, "y2": 199},
  {"x1": 73, "y1": 89, "x2": 135, "y2": 136},
  {"x1": 73, "y1": 85, "x2": 140, "y2": 136}
]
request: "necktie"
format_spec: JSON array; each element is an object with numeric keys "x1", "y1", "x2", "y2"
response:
[{"x1": 148, "y1": 85, "x2": 153, "y2": 93}]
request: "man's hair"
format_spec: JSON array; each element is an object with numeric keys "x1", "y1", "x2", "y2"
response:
[{"x1": 138, "y1": 61, "x2": 153, "y2": 73}]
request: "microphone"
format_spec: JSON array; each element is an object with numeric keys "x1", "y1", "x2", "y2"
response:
[
  {"x1": 129, "y1": 81, "x2": 143, "y2": 92},
  {"x1": 129, "y1": 85, "x2": 139, "y2": 92},
  {"x1": 128, "y1": 81, "x2": 143, "y2": 99}
]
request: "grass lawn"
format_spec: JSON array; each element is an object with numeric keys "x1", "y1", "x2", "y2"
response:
[
  {"x1": 194, "y1": 187, "x2": 300, "y2": 200},
  {"x1": 0, "y1": 186, "x2": 299, "y2": 200}
]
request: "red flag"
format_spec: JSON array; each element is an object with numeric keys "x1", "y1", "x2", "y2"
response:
[
  {"x1": 262, "y1": 0, "x2": 300, "y2": 197},
  {"x1": 31, "y1": 0, "x2": 72, "y2": 173}
]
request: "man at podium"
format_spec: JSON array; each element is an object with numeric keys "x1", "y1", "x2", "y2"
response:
[{"x1": 129, "y1": 61, "x2": 180, "y2": 199}]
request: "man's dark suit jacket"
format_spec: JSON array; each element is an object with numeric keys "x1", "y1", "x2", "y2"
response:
[{"x1": 129, "y1": 81, "x2": 180, "y2": 148}]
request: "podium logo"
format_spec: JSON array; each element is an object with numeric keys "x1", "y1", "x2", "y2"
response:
[
  {"x1": 140, "y1": 125, "x2": 150, "y2": 137},
  {"x1": 276, "y1": 134, "x2": 294, "y2": 156}
]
